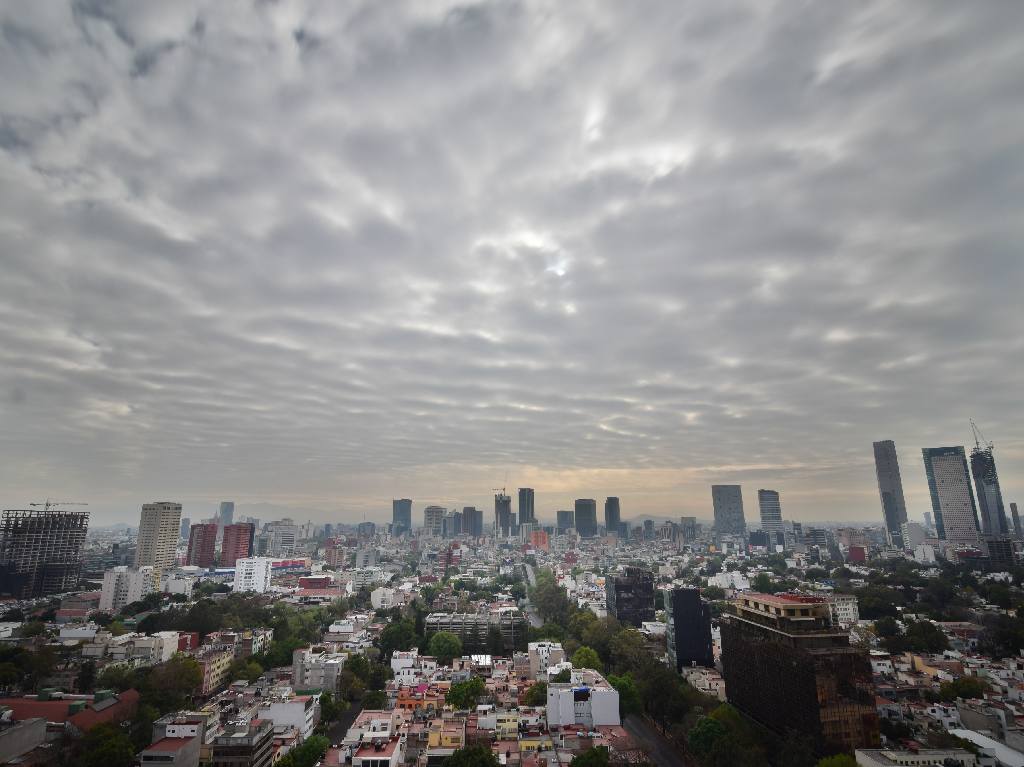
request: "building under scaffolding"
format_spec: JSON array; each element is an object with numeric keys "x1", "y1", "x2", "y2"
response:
[{"x1": 0, "y1": 509, "x2": 90, "y2": 598}]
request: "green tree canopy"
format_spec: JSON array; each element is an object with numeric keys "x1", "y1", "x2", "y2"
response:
[
  {"x1": 816, "y1": 756, "x2": 857, "y2": 767},
  {"x1": 570, "y1": 747, "x2": 610, "y2": 767},
  {"x1": 277, "y1": 735, "x2": 330, "y2": 767},
  {"x1": 443, "y1": 745, "x2": 500, "y2": 767},
  {"x1": 428, "y1": 631, "x2": 463, "y2": 664},
  {"x1": 78, "y1": 723, "x2": 136, "y2": 767},
  {"x1": 447, "y1": 677, "x2": 486, "y2": 710},
  {"x1": 523, "y1": 681, "x2": 547, "y2": 707},
  {"x1": 571, "y1": 646, "x2": 602, "y2": 671}
]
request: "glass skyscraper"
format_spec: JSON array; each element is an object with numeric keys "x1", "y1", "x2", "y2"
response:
[
  {"x1": 922, "y1": 446, "x2": 980, "y2": 546},
  {"x1": 712, "y1": 485, "x2": 746, "y2": 537},
  {"x1": 971, "y1": 444, "x2": 1009, "y2": 536},
  {"x1": 873, "y1": 440, "x2": 908, "y2": 547}
]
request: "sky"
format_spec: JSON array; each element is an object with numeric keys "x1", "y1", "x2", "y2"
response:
[{"x1": 1, "y1": 1, "x2": 1022, "y2": 528}]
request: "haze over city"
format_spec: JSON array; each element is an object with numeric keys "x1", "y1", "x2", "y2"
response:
[{"x1": 2, "y1": 2, "x2": 1022, "y2": 527}]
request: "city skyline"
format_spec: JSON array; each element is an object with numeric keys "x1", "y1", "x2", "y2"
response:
[{"x1": 2, "y1": 3, "x2": 1022, "y2": 526}]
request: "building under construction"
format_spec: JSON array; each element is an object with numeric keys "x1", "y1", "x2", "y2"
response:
[{"x1": 0, "y1": 509, "x2": 90, "y2": 598}]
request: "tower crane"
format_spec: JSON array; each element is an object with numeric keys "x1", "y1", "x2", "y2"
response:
[
  {"x1": 970, "y1": 419, "x2": 994, "y2": 451},
  {"x1": 29, "y1": 500, "x2": 89, "y2": 511}
]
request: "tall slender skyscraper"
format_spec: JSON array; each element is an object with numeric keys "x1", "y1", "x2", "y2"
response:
[
  {"x1": 873, "y1": 440, "x2": 908, "y2": 547},
  {"x1": 392, "y1": 499, "x2": 412, "y2": 534},
  {"x1": 135, "y1": 502, "x2": 182, "y2": 570},
  {"x1": 462, "y1": 507, "x2": 483, "y2": 538},
  {"x1": 186, "y1": 523, "x2": 218, "y2": 568},
  {"x1": 970, "y1": 441, "x2": 1008, "y2": 536},
  {"x1": 922, "y1": 447, "x2": 980, "y2": 546},
  {"x1": 517, "y1": 488, "x2": 535, "y2": 525},
  {"x1": 574, "y1": 499, "x2": 598, "y2": 538},
  {"x1": 1012, "y1": 503, "x2": 1023, "y2": 541},
  {"x1": 757, "y1": 490, "x2": 783, "y2": 538},
  {"x1": 604, "y1": 497, "x2": 621, "y2": 535},
  {"x1": 711, "y1": 485, "x2": 745, "y2": 537},
  {"x1": 0, "y1": 509, "x2": 90, "y2": 598},
  {"x1": 556, "y1": 510, "x2": 574, "y2": 533},
  {"x1": 495, "y1": 494, "x2": 512, "y2": 537},
  {"x1": 219, "y1": 501, "x2": 235, "y2": 529},
  {"x1": 424, "y1": 506, "x2": 446, "y2": 537}
]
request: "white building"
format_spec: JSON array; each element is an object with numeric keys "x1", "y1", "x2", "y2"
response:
[
  {"x1": 234, "y1": 557, "x2": 273, "y2": 593},
  {"x1": 161, "y1": 571, "x2": 195, "y2": 599},
  {"x1": 546, "y1": 668, "x2": 620, "y2": 728},
  {"x1": 351, "y1": 567, "x2": 386, "y2": 590},
  {"x1": 528, "y1": 642, "x2": 565, "y2": 680},
  {"x1": 371, "y1": 587, "x2": 396, "y2": 610},
  {"x1": 259, "y1": 694, "x2": 320, "y2": 740},
  {"x1": 709, "y1": 571, "x2": 750, "y2": 590},
  {"x1": 828, "y1": 593, "x2": 860, "y2": 627},
  {"x1": 292, "y1": 647, "x2": 347, "y2": 692},
  {"x1": 99, "y1": 566, "x2": 158, "y2": 613}
]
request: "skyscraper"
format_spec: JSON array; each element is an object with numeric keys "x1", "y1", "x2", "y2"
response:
[
  {"x1": 872, "y1": 440, "x2": 908, "y2": 547},
  {"x1": 605, "y1": 566, "x2": 655, "y2": 627},
  {"x1": 711, "y1": 485, "x2": 745, "y2": 537},
  {"x1": 604, "y1": 497, "x2": 621, "y2": 534},
  {"x1": 556, "y1": 509, "x2": 574, "y2": 533},
  {"x1": 222, "y1": 522, "x2": 255, "y2": 567},
  {"x1": 424, "y1": 505, "x2": 446, "y2": 537},
  {"x1": 518, "y1": 488, "x2": 535, "y2": 525},
  {"x1": 462, "y1": 507, "x2": 483, "y2": 537},
  {"x1": 922, "y1": 447, "x2": 980, "y2": 546},
  {"x1": 0, "y1": 509, "x2": 90, "y2": 598},
  {"x1": 135, "y1": 502, "x2": 183, "y2": 570},
  {"x1": 179, "y1": 517, "x2": 191, "y2": 540},
  {"x1": 971, "y1": 442, "x2": 1009, "y2": 536},
  {"x1": 392, "y1": 499, "x2": 412, "y2": 534},
  {"x1": 757, "y1": 490, "x2": 783, "y2": 538},
  {"x1": 1012, "y1": 503, "x2": 1023, "y2": 541},
  {"x1": 666, "y1": 588, "x2": 713, "y2": 671},
  {"x1": 495, "y1": 494, "x2": 512, "y2": 537},
  {"x1": 721, "y1": 592, "x2": 879, "y2": 753},
  {"x1": 219, "y1": 501, "x2": 235, "y2": 529},
  {"x1": 186, "y1": 523, "x2": 218, "y2": 568},
  {"x1": 574, "y1": 499, "x2": 598, "y2": 538}
]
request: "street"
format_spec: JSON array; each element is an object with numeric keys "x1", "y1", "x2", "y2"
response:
[
  {"x1": 623, "y1": 715, "x2": 691, "y2": 767},
  {"x1": 327, "y1": 702, "x2": 361, "y2": 745}
]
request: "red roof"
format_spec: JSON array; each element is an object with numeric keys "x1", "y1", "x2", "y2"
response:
[
  {"x1": 145, "y1": 736, "x2": 196, "y2": 753},
  {"x1": 70, "y1": 690, "x2": 140, "y2": 732},
  {"x1": 0, "y1": 698, "x2": 73, "y2": 723},
  {"x1": 0, "y1": 689, "x2": 139, "y2": 732}
]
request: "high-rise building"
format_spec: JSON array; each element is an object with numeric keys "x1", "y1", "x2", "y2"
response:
[
  {"x1": 680, "y1": 517, "x2": 699, "y2": 543},
  {"x1": 392, "y1": 499, "x2": 412, "y2": 535},
  {"x1": 556, "y1": 510, "x2": 575, "y2": 533},
  {"x1": 922, "y1": 447, "x2": 980, "y2": 546},
  {"x1": 219, "y1": 501, "x2": 235, "y2": 530},
  {"x1": 665, "y1": 588, "x2": 714, "y2": 671},
  {"x1": 757, "y1": 489, "x2": 784, "y2": 538},
  {"x1": 135, "y1": 502, "x2": 183, "y2": 571},
  {"x1": 518, "y1": 488, "x2": 536, "y2": 525},
  {"x1": 711, "y1": 485, "x2": 745, "y2": 537},
  {"x1": 0, "y1": 509, "x2": 90, "y2": 598},
  {"x1": 222, "y1": 522, "x2": 255, "y2": 567},
  {"x1": 1012, "y1": 503, "x2": 1023, "y2": 541},
  {"x1": 234, "y1": 557, "x2": 273, "y2": 593},
  {"x1": 424, "y1": 505, "x2": 446, "y2": 537},
  {"x1": 900, "y1": 521, "x2": 928, "y2": 551},
  {"x1": 923, "y1": 511, "x2": 934, "y2": 532},
  {"x1": 971, "y1": 443, "x2": 1009, "y2": 536},
  {"x1": 462, "y1": 507, "x2": 483, "y2": 538},
  {"x1": 264, "y1": 519, "x2": 298, "y2": 556},
  {"x1": 574, "y1": 499, "x2": 598, "y2": 538},
  {"x1": 604, "y1": 497, "x2": 621, "y2": 535},
  {"x1": 99, "y1": 565, "x2": 157, "y2": 613},
  {"x1": 495, "y1": 494, "x2": 512, "y2": 537},
  {"x1": 449, "y1": 510, "x2": 463, "y2": 537},
  {"x1": 721, "y1": 592, "x2": 879, "y2": 753},
  {"x1": 643, "y1": 519, "x2": 654, "y2": 540},
  {"x1": 872, "y1": 440, "x2": 909, "y2": 547},
  {"x1": 186, "y1": 523, "x2": 218, "y2": 568},
  {"x1": 605, "y1": 566, "x2": 655, "y2": 627},
  {"x1": 179, "y1": 517, "x2": 191, "y2": 540}
]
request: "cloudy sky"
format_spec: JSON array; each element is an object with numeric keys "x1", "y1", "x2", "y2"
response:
[{"x1": 2, "y1": 1, "x2": 1022, "y2": 528}]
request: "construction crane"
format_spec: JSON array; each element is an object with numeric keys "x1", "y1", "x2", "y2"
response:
[
  {"x1": 970, "y1": 419, "x2": 994, "y2": 451},
  {"x1": 29, "y1": 500, "x2": 89, "y2": 511}
]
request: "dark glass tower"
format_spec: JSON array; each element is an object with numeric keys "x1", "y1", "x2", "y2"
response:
[
  {"x1": 517, "y1": 488, "x2": 535, "y2": 525},
  {"x1": 556, "y1": 510, "x2": 574, "y2": 533},
  {"x1": 872, "y1": 440, "x2": 908, "y2": 547},
  {"x1": 604, "y1": 497, "x2": 621, "y2": 534},
  {"x1": 711, "y1": 485, "x2": 746, "y2": 537},
  {"x1": 971, "y1": 444, "x2": 1008, "y2": 536},
  {"x1": 495, "y1": 494, "x2": 512, "y2": 536},
  {"x1": 574, "y1": 499, "x2": 597, "y2": 538},
  {"x1": 605, "y1": 567, "x2": 655, "y2": 627},
  {"x1": 666, "y1": 588, "x2": 713, "y2": 671},
  {"x1": 392, "y1": 499, "x2": 412, "y2": 534}
]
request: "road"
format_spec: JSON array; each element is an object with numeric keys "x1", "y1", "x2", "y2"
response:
[
  {"x1": 522, "y1": 563, "x2": 543, "y2": 627},
  {"x1": 326, "y1": 701, "x2": 361, "y2": 745},
  {"x1": 623, "y1": 715, "x2": 691, "y2": 767}
]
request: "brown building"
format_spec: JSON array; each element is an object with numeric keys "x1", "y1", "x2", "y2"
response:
[
  {"x1": 221, "y1": 523, "x2": 255, "y2": 567},
  {"x1": 720, "y1": 592, "x2": 879, "y2": 754},
  {"x1": 186, "y1": 523, "x2": 218, "y2": 568}
]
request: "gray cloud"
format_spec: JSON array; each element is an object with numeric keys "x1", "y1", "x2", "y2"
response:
[{"x1": 1, "y1": 1, "x2": 1022, "y2": 526}]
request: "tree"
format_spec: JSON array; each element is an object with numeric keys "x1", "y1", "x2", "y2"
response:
[
  {"x1": 607, "y1": 673, "x2": 642, "y2": 716},
  {"x1": 938, "y1": 676, "x2": 988, "y2": 701},
  {"x1": 428, "y1": 631, "x2": 463, "y2": 664},
  {"x1": 816, "y1": 757, "x2": 857, "y2": 767},
  {"x1": 76, "y1": 659, "x2": 97, "y2": 693},
  {"x1": 751, "y1": 573, "x2": 774, "y2": 593},
  {"x1": 229, "y1": 657, "x2": 264, "y2": 683},
  {"x1": 78, "y1": 723, "x2": 136, "y2": 767},
  {"x1": 444, "y1": 745, "x2": 499, "y2": 767},
  {"x1": 874, "y1": 617, "x2": 899, "y2": 638},
  {"x1": 571, "y1": 646, "x2": 602, "y2": 671},
  {"x1": 378, "y1": 619, "x2": 419, "y2": 660},
  {"x1": 523, "y1": 681, "x2": 547, "y2": 707},
  {"x1": 277, "y1": 735, "x2": 330, "y2": 767},
  {"x1": 447, "y1": 677, "x2": 486, "y2": 710},
  {"x1": 688, "y1": 716, "x2": 728, "y2": 761},
  {"x1": 145, "y1": 655, "x2": 202, "y2": 712},
  {"x1": 551, "y1": 668, "x2": 571, "y2": 683},
  {"x1": 570, "y1": 747, "x2": 610, "y2": 767},
  {"x1": 362, "y1": 689, "x2": 388, "y2": 709}
]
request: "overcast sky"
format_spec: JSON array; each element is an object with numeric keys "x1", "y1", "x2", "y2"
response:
[{"x1": 2, "y1": 1, "x2": 1022, "y2": 528}]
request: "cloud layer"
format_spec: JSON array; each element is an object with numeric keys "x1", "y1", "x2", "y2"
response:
[{"x1": 2, "y1": 1, "x2": 1022, "y2": 526}]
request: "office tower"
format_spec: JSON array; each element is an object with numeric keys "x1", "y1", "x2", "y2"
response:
[
  {"x1": 357, "y1": 521, "x2": 376, "y2": 539},
  {"x1": 556, "y1": 510, "x2": 574, "y2": 533},
  {"x1": 721, "y1": 593, "x2": 879, "y2": 753},
  {"x1": 923, "y1": 511, "x2": 934, "y2": 532},
  {"x1": 135, "y1": 502, "x2": 182, "y2": 570},
  {"x1": 234, "y1": 557, "x2": 273, "y2": 593},
  {"x1": 922, "y1": 447, "x2": 980, "y2": 546},
  {"x1": 711, "y1": 485, "x2": 746, "y2": 536},
  {"x1": 642, "y1": 519, "x2": 654, "y2": 540},
  {"x1": 1012, "y1": 503, "x2": 1023, "y2": 541},
  {"x1": 574, "y1": 499, "x2": 598, "y2": 538},
  {"x1": 872, "y1": 440, "x2": 909, "y2": 547},
  {"x1": 757, "y1": 489, "x2": 784, "y2": 538},
  {"x1": 392, "y1": 499, "x2": 413, "y2": 535},
  {"x1": 666, "y1": 588, "x2": 713, "y2": 671},
  {"x1": 450, "y1": 510, "x2": 463, "y2": 537},
  {"x1": 222, "y1": 522, "x2": 255, "y2": 567},
  {"x1": 495, "y1": 494, "x2": 512, "y2": 537},
  {"x1": 679, "y1": 517, "x2": 698, "y2": 544},
  {"x1": 518, "y1": 488, "x2": 536, "y2": 525},
  {"x1": 99, "y1": 565, "x2": 157, "y2": 612},
  {"x1": 219, "y1": 501, "x2": 235, "y2": 530},
  {"x1": 899, "y1": 521, "x2": 928, "y2": 551},
  {"x1": 606, "y1": 567, "x2": 655, "y2": 627},
  {"x1": 179, "y1": 517, "x2": 191, "y2": 540},
  {"x1": 462, "y1": 507, "x2": 483, "y2": 538},
  {"x1": 264, "y1": 519, "x2": 298, "y2": 556},
  {"x1": 970, "y1": 441, "x2": 1009, "y2": 536},
  {"x1": 186, "y1": 523, "x2": 218, "y2": 568},
  {"x1": 0, "y1": 509, "x2": 90, "y2": 598},
  {"x1": 604, "y1": 497, "x2": 621, "y2": 534},
  {"x1": 424, "y1": 505, "x2": 446, "y2": 537}
]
